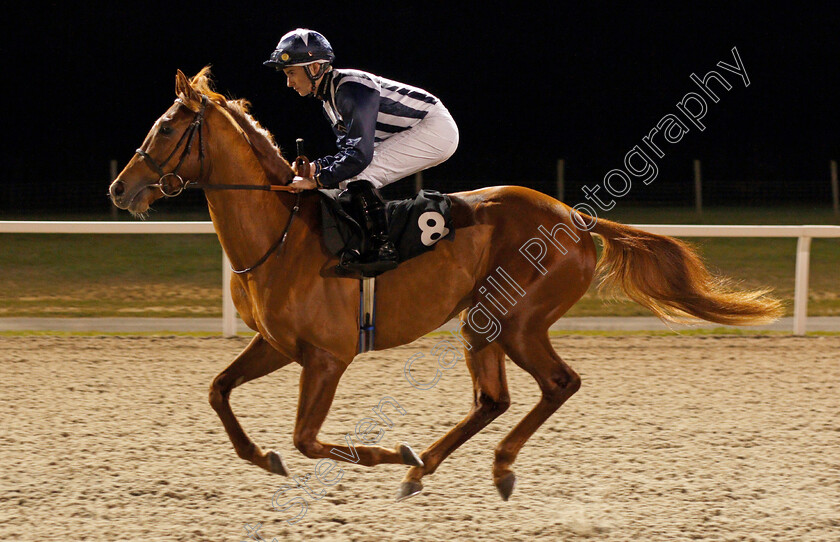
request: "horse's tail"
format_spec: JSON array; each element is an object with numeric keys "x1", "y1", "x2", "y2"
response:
[{"x1": 589, "y1": 217, "x2": 783, "y2": 325}]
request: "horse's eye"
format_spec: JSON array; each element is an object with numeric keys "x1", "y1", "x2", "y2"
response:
[{"x1": 159, "y1": 124, "x2": 174, "y2": 135}]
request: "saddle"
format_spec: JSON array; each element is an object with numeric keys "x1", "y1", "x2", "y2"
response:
[{"x1": 318, "y1": 188, "x2": 455, "y2": 274}]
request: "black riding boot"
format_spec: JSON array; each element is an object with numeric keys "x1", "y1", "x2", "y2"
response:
[{"x1": 340, "y1": 180, "x2": 398, "y2": 275}]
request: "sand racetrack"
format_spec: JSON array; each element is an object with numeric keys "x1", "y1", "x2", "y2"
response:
[{"x1": 1, "y1": 335, "x2": 838, "y2": 541}]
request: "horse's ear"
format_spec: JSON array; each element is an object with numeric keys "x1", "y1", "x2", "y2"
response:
[{"x1": 175, "y1": 69, "x2": 201, "y2": 110}]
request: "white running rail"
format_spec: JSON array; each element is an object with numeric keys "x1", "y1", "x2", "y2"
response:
[{"x1": 2, "y1": 222, "x2": 839, "y2": 336}]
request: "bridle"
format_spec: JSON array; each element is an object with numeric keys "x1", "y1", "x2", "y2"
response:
[
  {"x1": 133, "y1": 94, "x2": 302, "y2": 274},
  {"x1": 135, "y1": 96, "x2": 208, "y2": 198}
]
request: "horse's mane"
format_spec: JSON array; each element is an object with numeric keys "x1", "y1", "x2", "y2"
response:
[{"x1": 189, "y1": 66, "x2": 293, "y2": 184}]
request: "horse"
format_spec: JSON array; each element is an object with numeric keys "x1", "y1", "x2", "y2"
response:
[{"x1": 109, "y1": 67, "x2": 782, "y2": 501}]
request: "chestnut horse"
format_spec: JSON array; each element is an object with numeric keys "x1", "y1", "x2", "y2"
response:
[{"x1": 109, "y1": 68, "x2": 781, "y2": 501}]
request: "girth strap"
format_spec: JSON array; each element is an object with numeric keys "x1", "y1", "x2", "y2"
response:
[{"x1": 359, "y1": 277, "x2": 376, "y2": 353}]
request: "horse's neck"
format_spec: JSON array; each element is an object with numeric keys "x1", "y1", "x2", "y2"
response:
[{"x1": 203, "y1": 128, "x2": 295, "y2": 271}]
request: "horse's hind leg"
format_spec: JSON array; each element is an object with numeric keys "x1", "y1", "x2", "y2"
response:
[
  {"x1": 494, "y1": 333, "x2": 580, "y2": 500},
  {"x1": 397, "y1": 338, "x2": 510, "y2": 501},
  {"x1": 209, "y1": 334, "x2": 295, "y2": 476}
]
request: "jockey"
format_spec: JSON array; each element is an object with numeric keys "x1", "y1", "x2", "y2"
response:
[{"x1": 264, "y1": 28, "x2": 459, "y2": 274}]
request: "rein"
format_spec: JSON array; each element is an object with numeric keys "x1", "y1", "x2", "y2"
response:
[
  {"x1": 134, "y1": 94, "x2": 302, "y2": 274},
  {"x1": 231, "y1": 192, "x2": 301, "y2": 275}
]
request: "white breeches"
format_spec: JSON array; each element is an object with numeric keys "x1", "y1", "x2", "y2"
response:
[{"x1": 344, "y1": 101, "x2": 459, "y2": 189}]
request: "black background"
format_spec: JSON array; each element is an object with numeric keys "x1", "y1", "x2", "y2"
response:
[{"x1": 2, "y1": 2, "x2": 838, "y2": 212}]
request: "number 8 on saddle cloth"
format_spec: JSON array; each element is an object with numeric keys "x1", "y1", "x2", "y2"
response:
[{"x1": 318, "y1": 189, "x2": 455, "y2": 277}]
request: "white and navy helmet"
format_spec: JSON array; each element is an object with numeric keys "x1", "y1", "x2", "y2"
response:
[{"x1": 264, "y1": 28, "x2": 335, "y2": 70}]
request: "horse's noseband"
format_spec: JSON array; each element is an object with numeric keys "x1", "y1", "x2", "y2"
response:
[{"x1": 135, "y1": 95, "x2": 207, "y2": 197}]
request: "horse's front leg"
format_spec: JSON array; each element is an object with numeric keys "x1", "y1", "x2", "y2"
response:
[
  {"x1": 209, "y1": 333, "x2": 295, "y2": 475},
  {"x1": 293, "y1": 344, "x2": 423, "y2": 468}
]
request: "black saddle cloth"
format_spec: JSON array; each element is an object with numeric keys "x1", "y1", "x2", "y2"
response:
[{"x1": 319, "y1": 188, "x2": 455, "y2": 263}]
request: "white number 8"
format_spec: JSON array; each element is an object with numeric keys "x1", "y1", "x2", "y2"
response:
[{"x1": 418, "y1": 211, "x2": 449, "y2": 246}]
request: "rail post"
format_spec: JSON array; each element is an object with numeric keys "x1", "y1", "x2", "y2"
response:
[
  {"x1": 556, "y1": 158, "x2": 565, "y2": 202},
  {"x1": 793, "y1": 236, "x2": 811, "y2": 335},
  {"x1": 110, "y1": 160, "x2": 119, "y2": 220},
  {"x1": 222, "y1": 252, "x2": 236, "y2": 337},
  {"x1": 693, "y1": 159, "x2": 702, "y2": 216},
  {"x1": 831, "y1": 160, "x2": 839, "y2": 217}
]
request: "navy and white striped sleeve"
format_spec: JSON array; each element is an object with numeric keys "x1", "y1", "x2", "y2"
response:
[{"x1": 314, "y1": 82, "x2": 380, "y2": 187}]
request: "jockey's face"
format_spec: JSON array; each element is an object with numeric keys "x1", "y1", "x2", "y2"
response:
[
  {"x1": 283, "y1": 65, "x2": 325, "y2": 97},
  {"x1": 282, "y1": 66, "x2": 310, "y2": 96}
]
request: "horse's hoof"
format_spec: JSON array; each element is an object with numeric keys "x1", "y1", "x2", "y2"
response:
[
  {"x1": 495, "y1": 472, "x2": 516, "y2": 501},
  {"x1": 397, "y1": 443, "x2": 424, "y2": 467},
  {"x1": 267, "y1": 450, "x2": 290, "y2": 476},
  {"x1": 395, "y1": 480, "x2": 423, "y2": 502}
]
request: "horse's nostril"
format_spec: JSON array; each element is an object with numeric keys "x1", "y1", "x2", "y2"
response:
[{"x1": 112, "y1": 181, "x2": 125, "y2": 197}]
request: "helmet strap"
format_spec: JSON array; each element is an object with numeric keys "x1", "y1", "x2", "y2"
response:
[{"x1": 304, "y1": 62, "x2": 330, "y2": 96}]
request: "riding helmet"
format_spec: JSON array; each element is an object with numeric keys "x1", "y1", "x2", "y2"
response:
[{"x1": 264, "y1": 29, "x2": 335, "y2": 70}]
